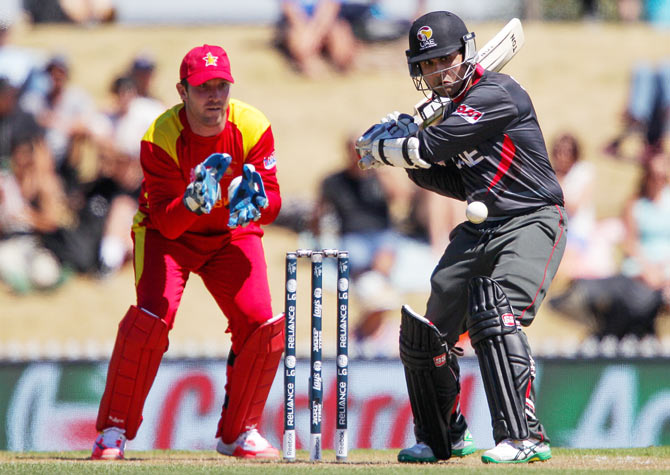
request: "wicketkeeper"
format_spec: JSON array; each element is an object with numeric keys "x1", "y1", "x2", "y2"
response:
[
  {"x1": 91, "y1": 44, "x2": 283, "y2": 460},
  {"x1": 356, "y1": 11, "x2": 567, "y2": 464}
]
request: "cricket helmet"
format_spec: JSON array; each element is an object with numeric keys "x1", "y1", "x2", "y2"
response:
[{"x1": 406, "y1": 11, "x2": 477, "y2": 97}]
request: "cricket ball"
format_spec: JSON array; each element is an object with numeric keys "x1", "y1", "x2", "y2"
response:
[{"x1": 466, "y1": 201, "x2": 488, "y2": 224}]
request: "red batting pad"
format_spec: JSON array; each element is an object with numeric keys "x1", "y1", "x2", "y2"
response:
[{"x1": 96, "y1": 306, "x2": 169, "y2": 439}]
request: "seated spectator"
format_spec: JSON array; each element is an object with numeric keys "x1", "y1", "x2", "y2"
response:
[
  {"x1": 0, "y1": 77, "x2": 42, "y2": 169},
  {"x1": 620, "y1": 151, "x2": 670, "y2": 293},
  {"x1": 275, "y1": 0, "x2": 358, "y2": 76},
  {"x1": 93, "y1": 74, "x2": 163, "y2": 274},
  {"x1": 309, "y1": 135, "x2": 438, "y2": 289},
  {"x1": 20, "y1": 54, "x2": 101, "y2": 187},
  {"x1": 274, "y1": 0, "x2": 426, "y2": 76},
  {"x1": 0, "y1": 132, "x2": 70, "y2": 293},
  {"x1": 0, "y1": 9, "x2": 46, "y2": 97},
  {"x1": 603, "y1": 60, "x2": 670, "y2": 163},
  {"x1": 550, "y1": 152, "x2": 670, "y2": 339},
  {"x1": 23, "y1": 0, "x2": 115, "y2": 24},
  {"x1": 311, "y1": 135, "x2": 398, "y2": 278},
  {"x1": 550, "y1": 132, "x2": 622, "y2": 281},
  {"x1": 40, "y1": 74, "x2": 162, "y2": 277},
  {"x1": 127, "y1": 53, "x2": 158, "y2": 100}
]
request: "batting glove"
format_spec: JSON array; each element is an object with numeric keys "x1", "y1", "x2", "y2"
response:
[
  {"x1": 183, "y1": 153, "x2": 232, "y2": 214},
  {"x1": 227, "y1": 164, "x2": 269, "y2": 228},
  {"x1": 356, "y1": 113, "x2": 420, "y2": 169}
]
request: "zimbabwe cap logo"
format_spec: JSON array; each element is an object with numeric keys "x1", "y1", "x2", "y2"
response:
[
  {"x1": 203, "y1": 52, "x2": 218, "y2": 67},
  {"x1": 417, "y1": 26, "x2": 433, "y2": 41}
]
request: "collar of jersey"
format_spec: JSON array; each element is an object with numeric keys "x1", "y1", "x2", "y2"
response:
[{"x1": 452, "y1": 63, "x2": 485, "y2": 104}]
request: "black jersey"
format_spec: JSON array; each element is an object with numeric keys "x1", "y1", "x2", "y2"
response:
[{"x1": 407, "y1": 66, "x2": 564, "y2": 219}]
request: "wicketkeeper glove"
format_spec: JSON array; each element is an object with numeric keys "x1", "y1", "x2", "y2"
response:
[
  {"x1": 227, "y1": 164, "x2": 269, "y2": 228},
  {"x1": 183, "y1": 153, "x2": 232, "y2": 214}
]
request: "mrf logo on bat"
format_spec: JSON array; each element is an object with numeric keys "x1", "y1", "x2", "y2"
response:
[{"x1": 454, "y1": 104, "x2": 484, "y2": 124}]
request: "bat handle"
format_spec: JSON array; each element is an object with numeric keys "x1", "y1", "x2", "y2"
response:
[{"x1": 357, "y1": 155, "x2": 376, "y2": 170}]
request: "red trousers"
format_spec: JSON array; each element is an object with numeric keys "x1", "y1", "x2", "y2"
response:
[{"x1": 133, "y1": 228, "x2": 274, "y2": 354}]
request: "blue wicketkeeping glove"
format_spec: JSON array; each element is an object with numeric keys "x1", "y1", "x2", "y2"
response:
[
  {"x1": 183, "y1": 153, "x2": 232, "y2": 215},
  {"x1": 227, "y1": 164, "x2": 269, "y2": 228}
]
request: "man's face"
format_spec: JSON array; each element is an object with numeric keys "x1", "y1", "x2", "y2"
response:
[
  {"x1": 419, "y1": 51, "x2": 466, "y2": 97},
  {"x1": 177, "y1": 78, "x2": 231, "y2": 135}
]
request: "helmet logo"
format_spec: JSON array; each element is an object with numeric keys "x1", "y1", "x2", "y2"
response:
[{"x1": 417, "y1": 26, "x2": 436, "y2": 50}]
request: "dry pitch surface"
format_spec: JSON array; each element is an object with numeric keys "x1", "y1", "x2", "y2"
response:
[{"x1": 2, "y1": 447, "x2": 670, "y2": 473}]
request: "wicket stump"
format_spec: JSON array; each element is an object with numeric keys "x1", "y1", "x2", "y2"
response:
[{"x1": 283, "y1": 249, "x2": 349, "y2": 462}]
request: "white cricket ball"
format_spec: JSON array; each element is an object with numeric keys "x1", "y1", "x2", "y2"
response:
[{"x1": 466, "y1": 201, "x2": 488, "y2": 224}]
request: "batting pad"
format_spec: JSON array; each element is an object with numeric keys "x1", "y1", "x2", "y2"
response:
[
  {"x1": 467, "y1": 276, "x2": 531, "y2": 442},
  {"x1": 399, "y1": 305, "x2": 458, "y2": 460},
  {"x1": 96, "y1": 306, "x2": 169, "y2": 439},
  {"x1": 216, "y1": 313, "x2": 284, "y2": 443}
]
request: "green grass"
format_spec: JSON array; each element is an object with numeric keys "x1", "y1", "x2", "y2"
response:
[{"x1": 1, "y1": 448, "x2": 669, "y2": 474}]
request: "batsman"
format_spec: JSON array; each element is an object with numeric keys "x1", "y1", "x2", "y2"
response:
[
  {"x1": 91, "y1": 44, "x2": 283, "y2": 460},
  {"x1": 356, "y1": 11, "x2": 567, "y2": 463}
]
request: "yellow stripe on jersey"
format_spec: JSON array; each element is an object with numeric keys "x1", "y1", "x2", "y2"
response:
[
  {"x1": 132, "y1": 210, "x2": 147, "y2": 286},
  {"x1": 142, "y1": 104, "x2": 185, "y2": 167},
  {"x1": 227, "y1": 98, "x2": 271, "y2": 159}
]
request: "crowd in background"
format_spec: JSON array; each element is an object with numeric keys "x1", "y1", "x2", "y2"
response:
[
  {"x1": 1, "y1": 0, "x2": 670, "y2": 351},
  {"x1": 0, "y1": 13, "x2": 164, "y2": 293}
]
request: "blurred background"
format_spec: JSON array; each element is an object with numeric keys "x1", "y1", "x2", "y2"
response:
[{"x1": 1, "y1": 0, "x2": 670, "y2": 452}]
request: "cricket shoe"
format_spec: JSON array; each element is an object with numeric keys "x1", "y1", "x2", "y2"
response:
[
  {"x1": 452, "y1": 429, "x2": 476, "y2": 457},
  {"x1": 398, "y1": 429, "x2": 477, "y2": 463},
  {"x1": 481, "y1": 437, "x2": 551, "y2": 464},
  {"x1": 397, "y1": 442, "x2": 437, "y2": 463},
  {"x1": 216, "y1": 428, "x2": 279, "y2": 459},
  {"x1": 91, "y1": 427, "x2": 126, "y2": 460}
]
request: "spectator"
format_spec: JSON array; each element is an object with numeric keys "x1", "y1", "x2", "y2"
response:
[
  {"x1": 275, "y1": 0, "x2": 358, "y2": 76},
  {"x1": 620, "y1": 152, "x2": 670, "y2": 293},
  {"x1": 0, "y1": 9, "x2": 46, "y2": 96},
  {"x1": 127, "y1": 53, "x2": 158, "y2": 99},
  {"x1": 0, "y1": 77, "x2": 42, "y2": 169},
  {"x1": 23, "y1": 0, "x2": 115, "y2": 24},
  {"x1": 0, "y1": 104, "x2": 70, "y2": 293},
  {"x1": 95, "y1": 74, "x2": 163, "y2": 274},
  {"x1": 550, "y1": 132, "x2": 622, "y2": 281},
  {"x1": 274, "y1": 0, "x2": 426, "y2": 76},
  {"x1": 311, "y1": 134, "x2": 434, "y2": 286},
  {"x1": 40, "y1": 74, "x2": 163, "y2": 277},
  {"x1": 20, "y1": 54, "x2": 100, "y2": 182},
  {"x1": 550, "y1": 152, "x2": 670, "y2": 339},
  {"x1": 603, "y1": 61, "x2": 670, "y2": 163}
]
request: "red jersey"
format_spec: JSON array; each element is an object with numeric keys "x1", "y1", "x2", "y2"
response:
[{"x1": 134, "y1": 99, "x2": 281, "y2": 253}]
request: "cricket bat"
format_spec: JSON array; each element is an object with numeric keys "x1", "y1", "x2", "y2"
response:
[{"x1": 414, "y1": 18, "x2": 525, "y2": 128}]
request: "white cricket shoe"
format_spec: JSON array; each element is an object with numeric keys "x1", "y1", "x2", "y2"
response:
[
  {"x1": 481, "y1": 437, "x2": 551, "y2": 463},
  {"x1": 452, "y1": 429, "x2": 476, "y2": 457},
  {"x1": 216, "y1": 428, "x2": 279, "y2": 459},
  {"x1": 91, "y1": 427, "x2": 126, "y2": 460}
]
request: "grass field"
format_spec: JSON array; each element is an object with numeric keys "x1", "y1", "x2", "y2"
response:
[
  {"x1": 2, "y1": 21, "x2": 670, "y2": 351},
  {"x1": 1, "y1": 447, "x2": 670, "y2": 474}
]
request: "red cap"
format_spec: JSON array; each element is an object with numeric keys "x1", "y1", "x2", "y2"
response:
[{"x1": 179, "y1": 44, "x2": 234, "y2": 86}]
